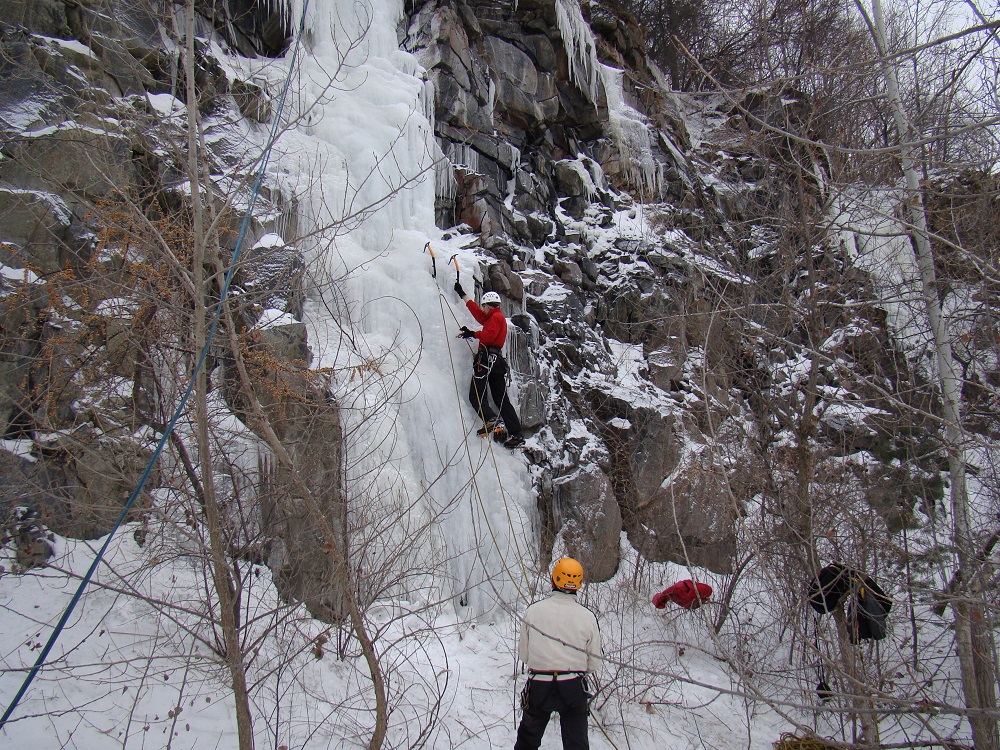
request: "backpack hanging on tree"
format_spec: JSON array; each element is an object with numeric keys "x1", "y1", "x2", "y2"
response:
[
  {"x1": 848, "y1": 573, "x2": 892, "y2": 641},
  {"x1": 653, "y1": 580, "x2": 713, "y2": 610},
  {"x1": 808, "y1": 564, "x2": 893, "y2": 642},
  {"x1": 808, "y1": 563, "x2": 851, "y2": 614}
]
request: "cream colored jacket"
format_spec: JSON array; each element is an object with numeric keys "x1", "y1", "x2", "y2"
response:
[{"x1": 518, "y1": 590, "x2": 602, "y2": 673}]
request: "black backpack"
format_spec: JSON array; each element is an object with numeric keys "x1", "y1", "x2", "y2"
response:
[
  {"x1": 808, "y1": 564, "x2": 893, "y2": 642},
  {"x1": 808, "y1": 564, "x2": 851, "y2": 614}
]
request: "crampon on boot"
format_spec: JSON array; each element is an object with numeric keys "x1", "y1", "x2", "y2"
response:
[
  {"x1": 503, "y1": 434, "x2": 525, "y2": 449},
  {"x1": 477, "y1": 419, "x2": 505, "y2": 438}
]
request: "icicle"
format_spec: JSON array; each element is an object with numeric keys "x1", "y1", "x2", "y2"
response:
[
  {"x1": 420, "y1": 78, "x2": 436, "y2": 131},
  {"x1": 487, "y1": 77, "x2": 497, "y2": 123},
  {"x1": 435, "y1": 162, "x2": 457, "y2": 204},
  {"x1": 508, "y1": 144, "x2": 521, "y2": 173},
  {"x1": 434, "y1": 137, "x2": 457, "y2": 205},
  {"x1": 585, "y1": 156, "x2": 605, "y2": 189},
  {"x1": 554, "y1": 0, "x2": 599, "y2": 104},
  {"x1": 599, "y1": 64, "x2": 660, "y2": 197},
  {"x1": 447, "y1": 143, "x2": 480, "y2": 173},
  {"x1": 505, "y1": 144, "x2": 521, "y2": 207}
]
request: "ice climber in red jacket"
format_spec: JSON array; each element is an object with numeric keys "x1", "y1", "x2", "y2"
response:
[{"x1": 455, "y1": 280, "x2": 525, "y2": 449}]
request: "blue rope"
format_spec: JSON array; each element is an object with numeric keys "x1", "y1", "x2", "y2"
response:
[{"x1": 0, "y1": 0, "x2": 311, "y2": 729}]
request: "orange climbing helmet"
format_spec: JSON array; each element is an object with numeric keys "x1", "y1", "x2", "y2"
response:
[{"x1": 551, "y1": 557, "x2": 584, "y2": 591}]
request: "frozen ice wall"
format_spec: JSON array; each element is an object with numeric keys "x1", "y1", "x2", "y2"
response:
[
  {"x1": 274, "y1": 0, "x2": 536, "y2": 619},
  {"x1": 827, "y1": 187, "x2": 928, "y2": 347}
]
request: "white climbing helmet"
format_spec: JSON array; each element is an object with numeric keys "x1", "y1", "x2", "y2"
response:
[{"x1": 481, "y1": 291, "x2": 501, "y2": 306}]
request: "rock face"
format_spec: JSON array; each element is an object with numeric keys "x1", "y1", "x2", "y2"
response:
[
  {"x1": 0, "y1": 1, "x2": 330, "y2": 613},
  {"x1": 401, "y1": 0, "x2": 943, "y2": 581},
  {"x1": 1, "y1": 507, "x2": 54, "y2": 569},
  {"x1": 552, "y1": 464, "x2": 622, "y2": 580},
  {"x1": 405, "y1": 0, "x2": 650, "y2": 251},
  {"x1": 403, "y1": 0, "x2": 751, "y2": 576},
  {"x1": 224, "y1": 340, "x2": 345, "y2": 622}
]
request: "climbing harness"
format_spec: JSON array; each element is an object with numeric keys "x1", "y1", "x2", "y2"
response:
[{"x1": 473, "y1": 345, "x2": 502, "y2": 381}]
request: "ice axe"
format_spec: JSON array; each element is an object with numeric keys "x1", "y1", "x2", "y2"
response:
[
  {"x1": 424, "y1": 242, "x2": 436, "y2": 278},
  {"x1": 448, "y1": 254, "x2": 460, "y2": 284}
]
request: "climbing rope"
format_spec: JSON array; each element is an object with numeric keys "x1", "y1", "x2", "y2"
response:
[
  {"x1": 0, "y1": 0, "x2": 312, "y2": 729},
  {"x1": 438, "y1": 292, "x2": 533, "y2": 603},
  {"x1": 589, "y1": 707, "x2": 624, "y2": 750}
]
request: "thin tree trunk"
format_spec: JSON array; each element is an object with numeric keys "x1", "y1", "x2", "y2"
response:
[
  {"x1": 862, "y1": 1, "x2": 999, "y2": 746},
  {"x1": 833, "y1": 607, "x2": 879, "y2": 749},
  {"x1": 184, "y1": 3, "x2": 255, "y2": 748}
]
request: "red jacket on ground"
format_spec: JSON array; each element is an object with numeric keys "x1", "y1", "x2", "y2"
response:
[
  {"x1": 652, "y1": 580, "x2": 713, "y2": 610},
  {"x1": 466, "y1": 300, "x2": 507, "y2": 348}
]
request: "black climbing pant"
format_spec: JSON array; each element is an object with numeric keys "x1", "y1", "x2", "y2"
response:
[
  {"x1": 468, "y1": 349, "x2": 522, "y2": 436},
  {"x1": 513, "y1": 676, "x2": 589, "y2": 750}
]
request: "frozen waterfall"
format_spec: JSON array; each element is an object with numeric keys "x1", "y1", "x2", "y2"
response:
[{"x1": 272, "y1": 0, "x2": 536, "y2": 619}]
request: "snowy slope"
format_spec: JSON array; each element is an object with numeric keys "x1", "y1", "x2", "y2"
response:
[{"x1": 2, "y1": 522, "x2": 798, "y2": 749}]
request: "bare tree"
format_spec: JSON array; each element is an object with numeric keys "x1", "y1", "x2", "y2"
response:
[{"x1": 853, "y1": 0, "x2": 998, "y2": 746}]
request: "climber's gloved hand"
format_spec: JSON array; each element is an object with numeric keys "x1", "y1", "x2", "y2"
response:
[
  {"x1": 454, "y1": 281, "x2": 465, "y2": 298},
  {"x1": 459, "y1": 326, "x2": 476, "y2": 339}
]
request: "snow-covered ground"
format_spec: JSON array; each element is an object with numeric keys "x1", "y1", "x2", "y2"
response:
[{"x1": 0, "y1": 522, "x2": 792, "y2": 749}]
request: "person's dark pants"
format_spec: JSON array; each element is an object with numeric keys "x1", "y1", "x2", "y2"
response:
[
  {"x1": 468, "y1": 356, "x2": 522, "y2": 436},
  {"x1": 514, "y1": 676, "x2": 589, "y2": 750}
]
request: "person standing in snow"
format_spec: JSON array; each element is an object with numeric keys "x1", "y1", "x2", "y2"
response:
[
  {"x1": 455, "y1": 280, "x2": 525, "y2": 449},
  {"x1": 514, "y1": 557, "x2": 602, "y2": 750}
]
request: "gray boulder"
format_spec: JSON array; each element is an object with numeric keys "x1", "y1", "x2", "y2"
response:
[
  {"x1": 552, "y1": 464, "x2": 622, "y2": 581},
  {"x1": 0, "y1": 189, "x2": 75, "y2": 274}
]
